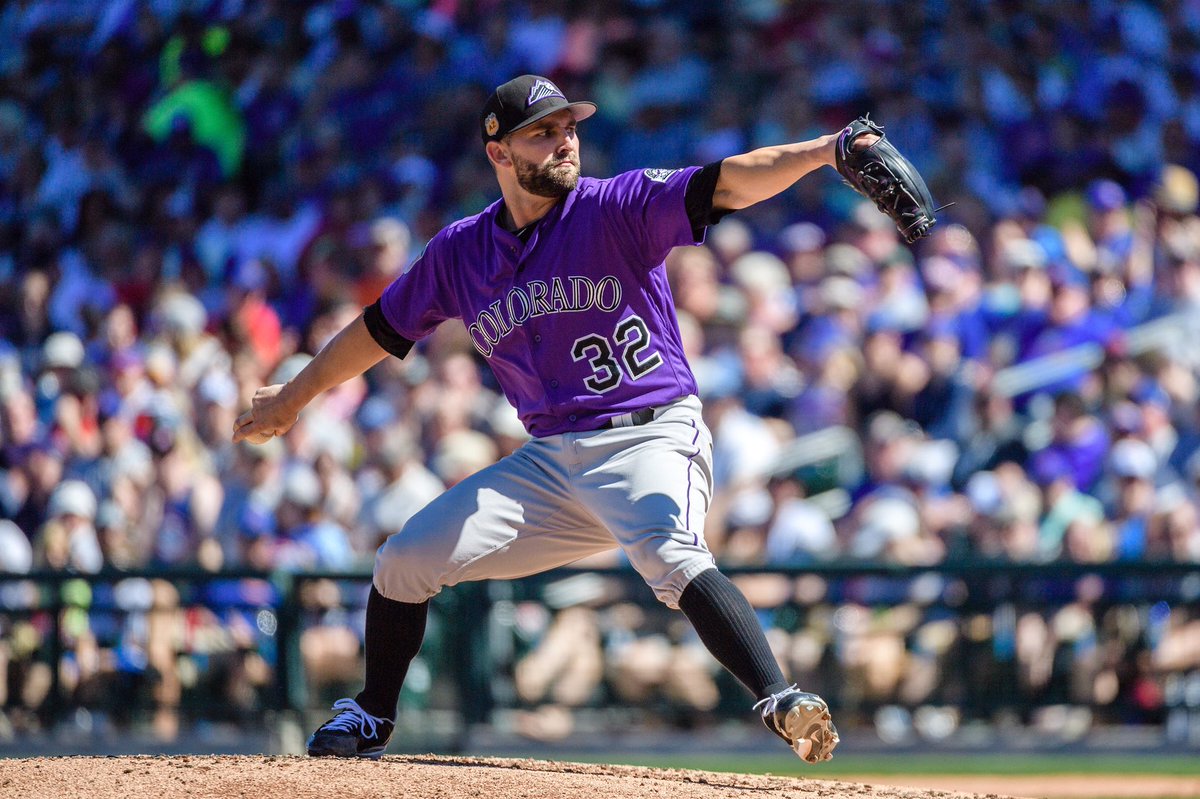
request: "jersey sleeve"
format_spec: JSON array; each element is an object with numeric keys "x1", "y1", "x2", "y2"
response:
[
  {"x1": 685, "y1": 160, "x2": 737, "y2": 231},
  {"x1": 363, "y1": 300, "x2": 415, "y2": 359},
  {"x1": 377, "y1": 231, "x2": 458, "y2": 341},
  {"x1": 600, "y1": 166, "x2": 704, "y2": 266}
]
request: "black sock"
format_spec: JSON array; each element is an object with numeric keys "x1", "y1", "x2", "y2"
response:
[
  {"x1": 677, "y1": 568, "x2": 789, "y2": 700},
  {"x1": 354, "y1": 585, "x2": 428, "y2": 720}
]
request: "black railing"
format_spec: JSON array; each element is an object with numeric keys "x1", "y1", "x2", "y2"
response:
[{"x1": 0, "y1": 561, "x2": 1197, "y2": 747}]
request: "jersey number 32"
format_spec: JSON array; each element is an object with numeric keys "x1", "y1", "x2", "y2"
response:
[{"x1": 571, "y1": 315, "x2": 663, "y2": 394}]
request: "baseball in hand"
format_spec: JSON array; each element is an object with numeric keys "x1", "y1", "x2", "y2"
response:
[{"x1": 244, "y1": 430, "x2": 274, "y2": 445}]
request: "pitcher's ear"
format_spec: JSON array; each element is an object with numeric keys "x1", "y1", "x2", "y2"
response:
[{"x1": 485, "y1": 140, "x2": 511, "y2": 168}]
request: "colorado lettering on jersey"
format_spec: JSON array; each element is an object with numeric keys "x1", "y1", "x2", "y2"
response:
[{"x1": 468, "y1": 274, "x2": 623, "y2": 357}]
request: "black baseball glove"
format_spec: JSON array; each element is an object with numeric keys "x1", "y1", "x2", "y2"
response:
[{"x1": 835, "y1": 116, "x2": 939, "y2": 244}]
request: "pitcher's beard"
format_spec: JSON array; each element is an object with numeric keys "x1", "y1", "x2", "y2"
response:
[{"x1": 514, "y1": 154, "x2": 579, "y2": 198}]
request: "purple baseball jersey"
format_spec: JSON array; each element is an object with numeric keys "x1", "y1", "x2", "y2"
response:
[{"x1": 379, "y1": 166, "x2": 704, "y2": 436}]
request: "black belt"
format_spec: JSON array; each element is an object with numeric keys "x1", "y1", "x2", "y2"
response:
[{"x1": 600, "y1": 407, "x2": 658, "y2": 429}]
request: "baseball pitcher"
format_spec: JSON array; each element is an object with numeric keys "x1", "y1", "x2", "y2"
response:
[{"x1": 234, "y1": 74, "x2": 937, "y2": 762}]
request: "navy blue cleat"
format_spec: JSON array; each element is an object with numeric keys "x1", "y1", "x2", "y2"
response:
[{"x1": 306, "y1": 698, "x2": 394, "y2": 759}]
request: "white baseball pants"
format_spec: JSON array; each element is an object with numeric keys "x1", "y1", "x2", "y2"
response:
[{"x1": 373, "y1": 395, "x2": 716, "y2": 609}]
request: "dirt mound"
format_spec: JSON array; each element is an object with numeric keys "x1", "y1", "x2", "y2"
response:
[
  {"x1": 0, "y1": 754, "x2": 1027, "y2": 799},
  {"x1": 847, "y1": 774, "x2": 1200, "y2": 799}
]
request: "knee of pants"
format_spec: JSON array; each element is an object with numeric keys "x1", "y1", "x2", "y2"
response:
[
  {"x1": 372, "y1": 521, "x2": 446, "y2": 604},
  {"x1": 645, "y1": 557, "x2": 716, "y2": 610}
]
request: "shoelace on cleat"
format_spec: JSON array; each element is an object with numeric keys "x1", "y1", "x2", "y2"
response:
[
  {"x1": 752, "y1": 683, "x2": 800, "y2": 719},
  {"x1": 322, "y1": 698, "x2": 387, "y2": 739}
]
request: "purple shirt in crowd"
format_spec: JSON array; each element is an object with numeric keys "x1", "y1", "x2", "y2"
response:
[{"x1": 379, "y1": 167, "x2": 703, "y2": 436}]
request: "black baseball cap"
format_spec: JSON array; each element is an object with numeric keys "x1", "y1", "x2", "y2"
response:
[{"x1": 480, "y1": 75, "x2": 597, "y2": 144}]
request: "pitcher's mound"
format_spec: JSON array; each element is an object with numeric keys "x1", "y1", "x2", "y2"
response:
[{"x1": 0, "y1": 754, "x2": 1028, "y2": 799}]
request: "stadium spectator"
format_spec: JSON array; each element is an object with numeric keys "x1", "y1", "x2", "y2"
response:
[{"x1": 2, "y1": 0, "x2": 1200, "y2": 746}]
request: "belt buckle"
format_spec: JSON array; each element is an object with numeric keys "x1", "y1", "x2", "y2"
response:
[
  {"x1": 604, "y1": 406, "x2": 661, "y2": 430},
  {"x1": 610, "y1": 410, "x2": 636, "y2": 428}
]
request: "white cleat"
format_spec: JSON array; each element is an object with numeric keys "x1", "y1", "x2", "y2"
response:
[{"x1": 754, "y1": 685, "x2": 840, "y2": 764}]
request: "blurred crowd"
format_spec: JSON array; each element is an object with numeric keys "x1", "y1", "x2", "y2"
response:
[
  {"x1": 504, "y1": 570, "x2": 1200, "y2": 744},
  {"x1": 3, "y1": 0, "x2": 1200, "y2": 575},
  {"x1": 3, "y1": 0, "x2": 1200, "y2": 743}
]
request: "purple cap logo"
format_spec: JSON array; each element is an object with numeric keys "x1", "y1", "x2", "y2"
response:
[{"x1": 526, "y1": 79, "x2": 565, "y2": 108}]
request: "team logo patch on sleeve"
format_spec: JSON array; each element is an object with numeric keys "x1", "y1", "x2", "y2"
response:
[{"x1": 643, "y1": 168, "x2": 679, "y2": 183}]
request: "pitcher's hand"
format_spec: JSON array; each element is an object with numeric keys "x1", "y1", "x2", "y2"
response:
[{"x1": 233, "y1": 384, "x2": 301, "y2": 444}]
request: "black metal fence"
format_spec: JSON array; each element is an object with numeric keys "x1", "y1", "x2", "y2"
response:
[{"x1": 1, "y1": 562, "x2": 1198, "y2": 750}]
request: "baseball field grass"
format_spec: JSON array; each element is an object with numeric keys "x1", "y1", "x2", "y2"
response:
[
  {"x1": 559, "y1": 752, "x2": 1200, "y2": 799},
  {"x1": 572, "y1": 752, "x2": 1200, "y2": 777}
]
